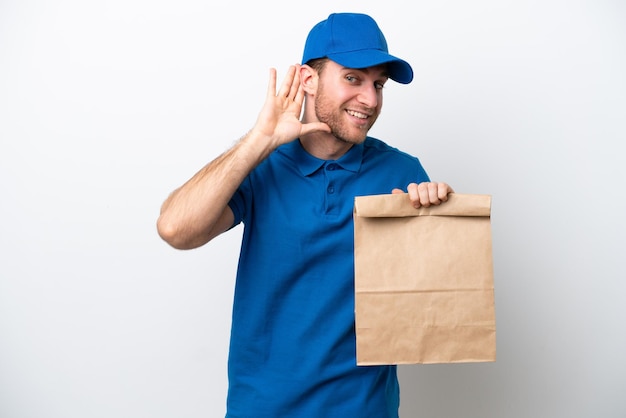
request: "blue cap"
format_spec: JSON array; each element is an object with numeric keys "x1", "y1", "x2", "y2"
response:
[{"x1": 302, "y1": 13, "x2": 413, "y2": 84}]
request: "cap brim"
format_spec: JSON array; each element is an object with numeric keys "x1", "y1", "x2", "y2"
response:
[{"x1": 327, "y1": 50, "x2": 414, "y2": 84}]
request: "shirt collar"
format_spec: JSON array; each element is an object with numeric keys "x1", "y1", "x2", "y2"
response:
[{"x1": 278, "y1": 139, "x2": 364, "y2": 176}]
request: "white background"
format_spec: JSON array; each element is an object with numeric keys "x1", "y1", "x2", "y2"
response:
[{"x1": 1, "y1": 0, "x2": 625, "y2": 417}]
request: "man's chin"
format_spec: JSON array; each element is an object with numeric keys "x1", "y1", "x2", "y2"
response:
[
  {"x1": 333, "y1": 135, "x2": 365, "y2": 146},
  {"x1": 332, "y1": 129, "x2": 368, "y2": 145}
]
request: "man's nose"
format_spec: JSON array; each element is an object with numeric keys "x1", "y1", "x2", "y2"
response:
[{"x1": 357, "y1": 84, "x2": 379, "y2": 108}]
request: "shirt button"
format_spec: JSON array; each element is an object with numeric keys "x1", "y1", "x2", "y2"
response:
[
  {"x1": 326, "y1": 163, "x2": 337, "y2": 171},
  {"x1": 327, "y1": 185, "x2": 335, "y2": 194}
]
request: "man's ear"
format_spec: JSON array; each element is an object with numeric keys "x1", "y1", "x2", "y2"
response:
[{"x1": 300, "y1": 64, "x2": 318, "y2": 95}]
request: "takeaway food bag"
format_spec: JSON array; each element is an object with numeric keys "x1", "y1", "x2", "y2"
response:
[{"x1": 353, "y1": 193, "x2": 496, "y2": 365}]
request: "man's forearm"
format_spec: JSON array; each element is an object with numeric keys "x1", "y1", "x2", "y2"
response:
[{"x1": 157, "y1": 129, "x2": 274, "y2": 249}]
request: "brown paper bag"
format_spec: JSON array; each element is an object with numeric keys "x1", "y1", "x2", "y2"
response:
[{"x1": 353, "y1": 193, "x2": 495, "y2": 365}]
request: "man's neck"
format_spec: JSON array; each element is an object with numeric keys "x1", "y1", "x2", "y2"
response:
[{"x1": 299, "y1": 132, "x2": 354, "y2": 161}]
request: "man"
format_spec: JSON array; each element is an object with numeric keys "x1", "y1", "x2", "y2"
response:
[{"x1": 157, "y1": 12, "x2": 453, "y2": 418}]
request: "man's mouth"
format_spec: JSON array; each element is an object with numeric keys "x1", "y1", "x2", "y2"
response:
[{"x1": 346, "y1": 109, "x2": 369, "y2": 120}]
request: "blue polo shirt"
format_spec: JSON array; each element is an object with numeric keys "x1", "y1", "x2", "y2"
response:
[{"x1": 226, "y1": 137, "x2": 430, "y2": 418}]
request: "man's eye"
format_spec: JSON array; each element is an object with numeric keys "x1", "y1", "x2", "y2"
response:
[{"x1": 375, "y1": 82, "x2": 386, "y2": 90}]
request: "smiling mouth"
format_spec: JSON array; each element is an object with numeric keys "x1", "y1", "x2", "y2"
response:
[{"x1": 346, "y1": 109, "x2": 369, "y2": 119}]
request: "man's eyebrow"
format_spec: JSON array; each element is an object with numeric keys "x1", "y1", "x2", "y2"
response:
[{"x1": 342, "y1": 65, "x2": 390, "y2": 79}]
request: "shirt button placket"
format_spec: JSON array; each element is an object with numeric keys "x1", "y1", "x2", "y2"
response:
[{"x1": 325, "y1": 163, "x2": 338, "y2": 213}]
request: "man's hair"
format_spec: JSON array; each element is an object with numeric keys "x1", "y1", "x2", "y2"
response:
[{"x1": 305, "y1": 58, "x2": 328, "y2": 76}]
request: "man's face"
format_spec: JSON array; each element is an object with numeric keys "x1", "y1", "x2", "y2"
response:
[{"x1": 313, "y1": 60, "x2": 388, "y2": 144}]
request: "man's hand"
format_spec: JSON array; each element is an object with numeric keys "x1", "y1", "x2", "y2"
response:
[
  {"x1": 392, "y1": 182, "x2": 454, "y2": 208},
  {"x1": 253, "y1": 65, "x2": 330, "y2": 149}
]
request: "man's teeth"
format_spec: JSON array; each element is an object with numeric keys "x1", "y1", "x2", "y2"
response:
[{"x1": 347, "y1": 110, "x2": 368, "y2": 119}]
